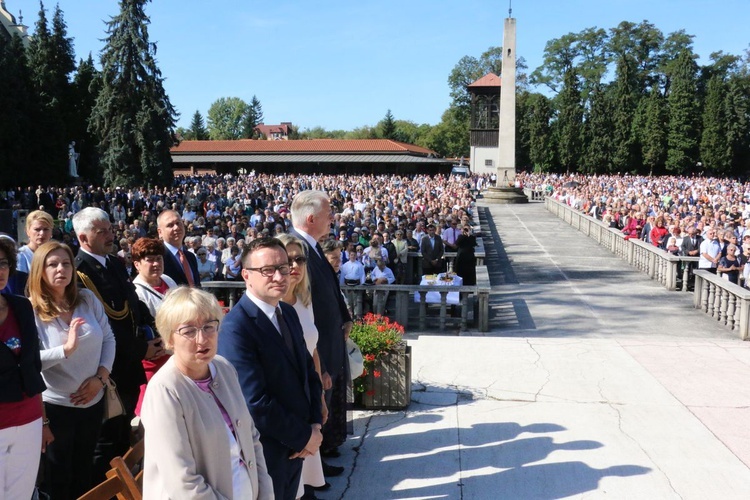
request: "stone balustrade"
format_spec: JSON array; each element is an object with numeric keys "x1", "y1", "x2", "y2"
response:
[
  {"x1": 693, "y1": 270, "x2": 750, "y2": 340},
  {"x1": 523, "y1": 188, "x2": 547, "y2": 202}
]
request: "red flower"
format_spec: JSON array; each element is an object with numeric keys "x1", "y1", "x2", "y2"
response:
[
  {"x1": 364, "y1": 354, "x2": 376, "y2": 362},
  {"x1": 366, "y1": 390, "x2": 375, "y2": 396},
  {"x1": 373, "y1": 370, "x2": 381, "y2": 378}
]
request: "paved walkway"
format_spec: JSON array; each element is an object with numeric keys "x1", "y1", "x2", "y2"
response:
[{"x1": 319, "y1": 202, "x2": 750, "y2": 500}]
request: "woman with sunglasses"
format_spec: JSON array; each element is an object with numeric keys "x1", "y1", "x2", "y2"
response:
[
  {"x1": 277, "y1": 234, "x2": 328, "y2": 499},
  {"x1": 141, "y1": 287, "x2": 273, "y2": 499}
]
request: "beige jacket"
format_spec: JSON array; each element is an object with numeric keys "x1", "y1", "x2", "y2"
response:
[{"x1": 141, "y1": 355, "x2": 274, "y2": 499}]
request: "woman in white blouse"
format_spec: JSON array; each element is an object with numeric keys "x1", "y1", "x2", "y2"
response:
[
  {"x1": 278, "y1": 234, "x2": 327, "y2": 499},
  {"x1": 28, "y1": 241, "x2": 116, "y2": 499}
]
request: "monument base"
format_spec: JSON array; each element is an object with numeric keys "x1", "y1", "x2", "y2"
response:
[{"x1": 483, "y1": 186, "x2": 528, "y2": 204}]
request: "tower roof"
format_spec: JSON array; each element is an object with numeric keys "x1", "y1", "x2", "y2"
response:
[{"x1": 467, "y1": 73, "x2": 501, "y2": 88}]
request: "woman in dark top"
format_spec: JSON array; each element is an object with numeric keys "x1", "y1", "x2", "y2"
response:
[
  {"x1": 455, "y1": 225, "x2": 478, "y2": 286},
  {"x1": 0, "y1": 235, "x2": 49, "y2": 499}
]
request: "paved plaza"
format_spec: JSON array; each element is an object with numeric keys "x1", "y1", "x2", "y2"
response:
[{"x1": 320, "y1": 201, "x2": 750, "y2": 499}]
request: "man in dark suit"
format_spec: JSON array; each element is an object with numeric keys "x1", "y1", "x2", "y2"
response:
[
  {"x1": 290, "y1": 190, "x2": 352, "y2": 463},
  {"x1": 72, "y1": 208, "x2": 164, "y2": 481},
  {"x1": 218, "y1": 238, "x2": 323, "y2": 500},
  {"x1": 157, "y1": 209, "x2": 200, "y2": 287},
  {"x1": 680, "y1": 225, "x2": 703, "y2": 290},
  {"x1": 420, "y1": 223, "x2": 445, "y2": 275}
]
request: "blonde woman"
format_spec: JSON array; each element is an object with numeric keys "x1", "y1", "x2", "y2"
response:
[
  {"x1": 277, "y1": 234, "x2": 328, "y2": 499},
  {"x1": 29, "y1": 241, "x2": 115, "y2": 499},
  {"x1": 9, "y1": 210, "x2": 53, "y2": 294},
  {"x1": 141, "y1": 287, "x2": 273, "y2": 499}
]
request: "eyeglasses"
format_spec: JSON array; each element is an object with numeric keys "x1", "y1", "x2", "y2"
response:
[
  {"x1": 245, "y1": 264, "x2": 291, "y2": 277},
  {"x1": 289, "y1": 256, "x2": 307, "y2": 266},
  {"x1": 0, "y1": 259, "x2": 9, "y2": 270},
  {"x1": 175, "y1": 320, "x2": 219, "y2": 341},
  {"x1": 197, "y1": 252, "x2": 207, "y2": 256}
]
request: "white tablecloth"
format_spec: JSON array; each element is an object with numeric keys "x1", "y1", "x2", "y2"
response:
[{"x1": 415, "y1": 273, "x2": 463, "y2": 305}]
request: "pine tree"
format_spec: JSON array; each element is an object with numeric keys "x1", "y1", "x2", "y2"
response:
[
  {"x1": 665, "y1": 49, "x2": 700, "y2": 173},
  {"x1": 242, "y1": 95, "x2": 263, "y2": 138},
  {"x1": 554, "y1": 68, "x2": 584, "y2": 172},
  {"x1": 27, "y1": 2, "x2": 75, "y2": 182},
  {"x1": 641, "y1": 87, "x2": 668, "y2": 174},
  {"x1": 70, "y1": 54, "x2": 100, "y2": 179},
  {"x1": 581, "y1": 83, "x2": 614, "y2": 173},
  {"x1": 700, "y1": 74, "x2": 731, "y2": 174},
  {"x1": 89, "y1": 0, "x2": 177, "y2": 187},
  {"x1": 609, "y1": 56, "x2": 639, "y2": 171},
  {"x1": 381, "y1": 109, "x2": 396, "y2": 139},
  {"x1": 189, "y1": 110, "x2": 208, "y2": 140},
  {"x1": 0, "y1": 34, "x2": 42, "y2": 186},
  {"x1": 526, "y1": 93, "x2": 555, "y2": 172},
  {"x1": 725, "y1": 75, "x2": 750, "y2": 176}
]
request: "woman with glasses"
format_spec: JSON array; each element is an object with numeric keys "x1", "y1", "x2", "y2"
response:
[
  {"x1": 277, "y1": 234, "x2": 328, "y2": 499},
  {"x1": 29, "y1": 241, "x2": 116, "y2": 499},
  {"x1": 142, "y1": 287, "x2": 273, "y2": 499}
]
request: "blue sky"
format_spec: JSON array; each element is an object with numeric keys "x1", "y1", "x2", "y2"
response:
[{"x1": 9, "y1": 0, "x2": 750, "y2": 131}]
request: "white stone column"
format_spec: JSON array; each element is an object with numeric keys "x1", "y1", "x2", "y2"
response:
[{"x1": 497, "y1": 17, "x2": 516, "y2": 185}]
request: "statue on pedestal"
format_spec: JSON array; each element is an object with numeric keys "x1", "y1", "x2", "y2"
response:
[{"x1": 68, "y1": 141, "x2": 79, "y2": 178}]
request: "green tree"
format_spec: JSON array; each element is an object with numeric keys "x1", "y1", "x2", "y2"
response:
[
  {"x1": 70, "y1": 54, "x2": 100, "y2": 179},
  {"x1": 27, "y1": 2, "x2": 76, "y2": 182},
  {"x1": 188, "y1": 110, "x2": 208, "y2": 140},
  {"x1": 242, "y1": 95, "x2": 263, "y2": 138},
  {"x1": 424, "y1": 107, "x2": 469, "y2": 158},
  {"x1": 380, "y1": 109, "x2": 396, "y2": 139},
  {"x1": 609, "y1": 56, "x2": 639, "y2": 171},
  {"x1": 725, "y1": 74, "x2": 750, "y2": 175},
  {"x1": 700, "y1": 74, "x2": 731, "y2": 174},
  {"x1": 0, "y1": 34, "x2": 41, "y2": 186},
  {"x1": 581, "y1": 83, "x2": 614, "y2": 173},
  {"x1": 90, "y1": 0, "x2": 177, "y2": 187},
  {"x1": 553, "y1": 67, "x2": 584, "y2": 172},
  {"x1": 665, "y1": 49, "x2": 700, "y2": 173},
  {"x1": 524, "y1": 93, "x2": 555, "y2": 172},
  {"x1": 207, "y1": 97, "x2": 247, "y2": 140},
  {"x1": 640, "y1": 87, "x2": 668, "y2": 174}
]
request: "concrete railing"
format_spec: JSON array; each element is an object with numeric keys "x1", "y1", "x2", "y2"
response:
[
  {"x1": 545, "y1": 198, "x2": 698, "y2": 292},
  {"x1": 202, "y1": 280, "x2": 490, "y2": 333},
  {"x1": 694, "y1": 270, "x2": 750, "y2": 340}
]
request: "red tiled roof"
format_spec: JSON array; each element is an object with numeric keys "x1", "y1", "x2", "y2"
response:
[
  {"x1": 254, "y1": 123, "x2": 290, "y2": 136},
  {"x1": 171, "y1": 139, "x2": 436, "y2": 156},
  {"x1": 467, "y1": 73, "x2": 501, "y2": 88}
]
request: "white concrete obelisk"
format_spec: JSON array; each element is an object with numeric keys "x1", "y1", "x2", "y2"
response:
[{"x1": 497, "y1": 16, "x2": 516, "y2": 186}]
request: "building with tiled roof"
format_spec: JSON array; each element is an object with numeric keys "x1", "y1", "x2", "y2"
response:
[
  {"x1": 171, "y1": 139, "x2": 451, "y2": 175},
  {"x1": 253, "y1": 122, "x2": 292, "y2": 140}
]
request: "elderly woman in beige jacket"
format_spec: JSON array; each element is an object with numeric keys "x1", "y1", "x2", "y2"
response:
[{"x1": 141, "y1": 287, "x2": 273, "y2": 499}]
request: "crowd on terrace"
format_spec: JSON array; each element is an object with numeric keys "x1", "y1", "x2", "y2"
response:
[
  {"x1": 1, "y1": 173, "x2": 486, "y2": 281},
  {"x1": 517, "y1": 172, "x2": 750, "y2": 285}
]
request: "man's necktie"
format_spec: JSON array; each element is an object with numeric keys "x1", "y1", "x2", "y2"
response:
[
  {"x1": 315, "y1": 242, "x2": 325, "y2": 258},
  {"x1": 178, "y1": 249, "x2": 194, "y2": 287},
  {"x1": 275, "y1": 306, "x2": 294, "y2": 353}
]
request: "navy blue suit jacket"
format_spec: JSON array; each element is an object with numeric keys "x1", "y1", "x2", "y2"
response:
[
  {"x1": 162, "y1": 246, "x2": 201, "y2": 288},
  {"x1": 217, "y1": 294, "x2": 322, "y2": 465},
  {"x1": 290, "y1": 229, "x2": 351, "y2": 378}
]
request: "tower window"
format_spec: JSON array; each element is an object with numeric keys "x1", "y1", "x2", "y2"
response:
[{"x1": 485, "y1": 159, "x2": 493, "y2": 166}]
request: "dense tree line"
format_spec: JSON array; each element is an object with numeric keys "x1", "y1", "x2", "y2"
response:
[
  {"x1": 3, "y1": 8, "x2": 748, "y2": 186},
  {"x1": 0, "y1": 0, "x2": 175, "y2": 188}
]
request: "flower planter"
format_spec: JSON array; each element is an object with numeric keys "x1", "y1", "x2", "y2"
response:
[{"x1": 357, "y1": 345, "x2": 412, "y2": 410}]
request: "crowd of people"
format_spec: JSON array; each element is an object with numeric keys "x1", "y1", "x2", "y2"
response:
[
  {"x1": 518, "y1": 172, "x2": 750, "y2": 286},
  {"x1": 0, "y1": 173, "x2": 484, "y2": 500}
]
